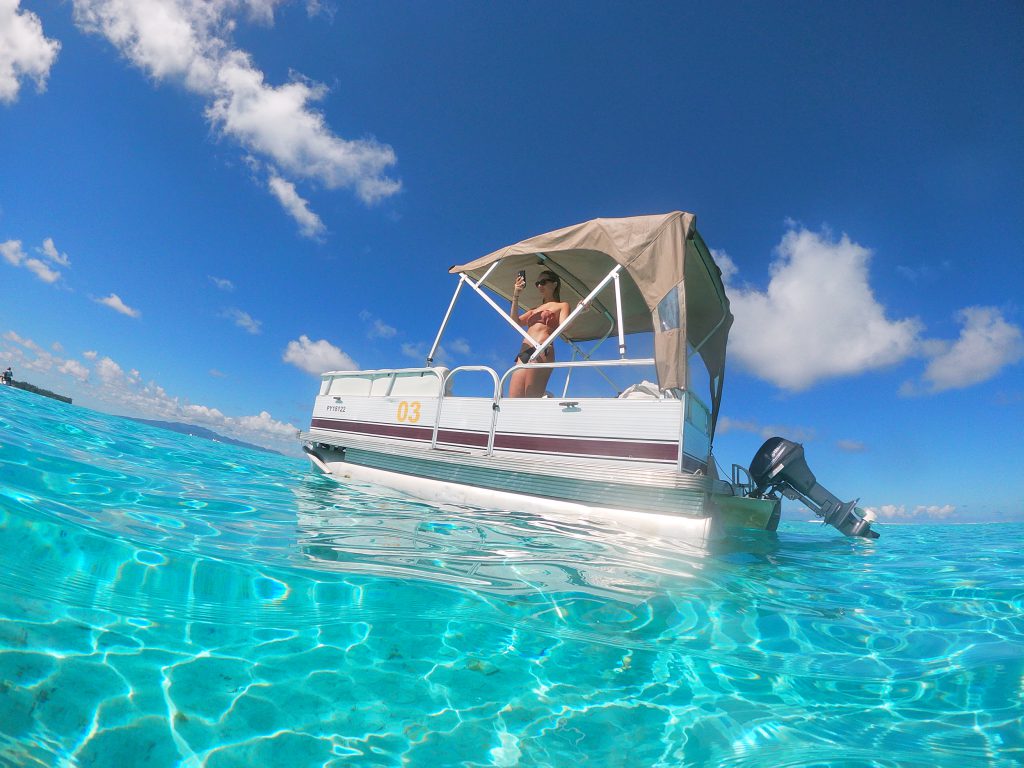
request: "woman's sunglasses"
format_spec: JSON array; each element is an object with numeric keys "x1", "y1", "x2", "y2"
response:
[{"x1": 535, "y1": 278, "x2": 555, "y2": 287}]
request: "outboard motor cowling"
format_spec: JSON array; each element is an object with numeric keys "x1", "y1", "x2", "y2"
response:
[{"x1": 749, "y1": 437, "x2": 879, "y2": 539}]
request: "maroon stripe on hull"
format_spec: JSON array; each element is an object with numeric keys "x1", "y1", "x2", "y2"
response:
[
  {"x1": 437, "y1": 430, "x2": 488, "y2": 448},
  {"x1": 311, "y1": 418, "x2": 432, "y2": 441},
  {"x1": 493, "y1": 433, "x2": 677, "y2": 461},
  {"x1": 310, "y1": 418, "x2": 677, "y2": 462}
]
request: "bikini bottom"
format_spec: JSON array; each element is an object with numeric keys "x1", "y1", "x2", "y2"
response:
[{"x1": 516, "y1": 343, "x2": 554, "y2": 365}]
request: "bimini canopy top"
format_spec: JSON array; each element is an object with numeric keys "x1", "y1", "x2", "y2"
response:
[{"x1": 449, "y1": 212, "x2": 734, "y2": 432}]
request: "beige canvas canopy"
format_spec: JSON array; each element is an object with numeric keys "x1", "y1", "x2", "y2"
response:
[{"x1": 449, "y1": 212, "x2": 734, "y2": 434}]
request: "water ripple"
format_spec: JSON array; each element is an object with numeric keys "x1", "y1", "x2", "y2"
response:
[{"x1": 1, "y1": 386, "x2": 1022, "y2": 766}]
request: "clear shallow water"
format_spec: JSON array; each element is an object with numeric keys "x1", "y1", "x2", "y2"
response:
[{"x1": 0, "y1": 386, "x2": 1021, "y2": 768}]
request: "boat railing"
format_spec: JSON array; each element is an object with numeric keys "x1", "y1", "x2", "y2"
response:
[
  {"x1": 473, "y1": 357, "x2": 665, "y2": 456},
  {"x1": 494, "y1": 357, "x2": 658, "y2": 395},
  {"x1": 433, "y1": 366, "x2": 501, "y2": 450},
  {"x1": 731, "y1": 464, "x2": 754, "y2": 496},
  {"x1": 320, "y1": 359, "x2": 701, "y2": 461}
]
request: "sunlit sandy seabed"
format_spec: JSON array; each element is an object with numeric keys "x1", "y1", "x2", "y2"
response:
[{"x1": 0, "y1": 385, "x2": 1021, "y2": 767}]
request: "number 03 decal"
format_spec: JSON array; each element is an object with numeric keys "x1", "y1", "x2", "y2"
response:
[{"x1": 396, "y1": 401, "x2": 422, "y2": 423}]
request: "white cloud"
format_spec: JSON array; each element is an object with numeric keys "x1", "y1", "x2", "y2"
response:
[
  {"x1": 371, "y1": 319, "x2": 397, "y2": 339},
  {"x1": 305, "y1": 0, "x2": 330, "y2": 20},
  {"x1": 181, "y1": 402, "x2": 224, "y2": 420},
  {"x1": 234, "y1": 409, "x2": 298, "y2": 441},
  {"x1": 110, "y1": 368, "x2": 298, "y2": 451},
  {"x1": 921, "y1": 504, "x2": 957, "y2": 519},
  {"x1": 58, "y1": 358, "x2": 90, "y2": 381},
  {"x1": 209, "y1": 275, "x2": 234, "y2": 291},
  {"x1": 23, "y1": 257, "x2": 60, "y2": 283},
  {"x1": 401, "y1": 341, "x2": 425, "y2": 361},
  {"x1": 400, "y1": 338, "x2": 468, "y2": 364},
  {"x1": 716, "y1": 416, "x2": 815, "y2": 443},
  {"x1": 72, "y1": 0, "x2": 220, "y2": 87},
  {"x1": 38, "y1": 237, "x2": 71, "y2": 266},
  {"x1": 267, "y1": 173, "x2": 325, "y2": 239},
  {"x1": 169, "y1": 402, "x2": 297, "y2": 446},
  {"x1": 3, "y1": 329, "x2": 40, "y2": 350},
  {"x1": 722, "y1": 232, "x2": 1021, "y2": 396},
  {"x1": 25, "y1": 259, "x2": 60, "y2": 282},
  {"x1": 1, "y1": 239, "x2": 63, "y2": 283},
  {"x1": 4, "y1": 328, "x2": 299, "y2": 452},
  {"x1": 447, "y1": 337, "x2": 471, "y2": 356},
  {"x1": 208, "y1": 52, "x2": 401, "y2": 202},
  {"x1": 866, "y1": 504, "x2": 956, "y2": 520},
  {"x1": 0, "y1": 0, "x2": 61, "y2": 104},
  {"x1": 724, "y1": 227, "x2": 922, "y2": 391},
  {"x1": 0, "y1": 239, "x2": 23, "y2": 266},
  {"x1": 95, "y1": 292, "x2": 141, "y2": 317},
  {"x1": 360, "y1": 310, "x2": 397, "y2": 339},
  {"x1": 3, "y1": 329, "x2": 56, "y2": 375},
  {"x1": 95, "y1": 355, "x2": 124, "y2": 383},
  {"x1": 896, "y1": 260, "x2": 950, "y2": 284},
  {"x1": 283, "y1": 334, "x2": 357, "y2": 375},
  {"x1": 914, "y1": 307, "x2": 1024, "y2": 393},
  {"x1": 710, "y1": 248, "x2": 738, "y2": 283},
  {"x1": 3, "y1": 333, "x2": 95, "y2": 390},
  {"x1": 222, "y1": 307, "x2": 262, "y2": 334},
  {"x1": 835, "y1": 439, "x2": 866, "y2": 453},
  {"x1": 72, "y1": 0, "x2": 400, "y2": 222}
]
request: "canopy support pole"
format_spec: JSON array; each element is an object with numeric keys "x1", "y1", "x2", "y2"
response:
[
  {"x1": 427, "y1": 276, "x2": 466, "y2": 366},
  {"x1": 688, "y1": 312, "x2": 729, "y2": 361},
  {"x1": 462, "y1": 260, "x2": 540, "y2": 348},
  {"x1": 527, "y1": 265, "x2": 623, "y2": 362},
  {"x1": 537, "y1": 253, "x2": 616, "y2": 330},
  {"x1": 612, "y1": 271, "x2": 626, "y2": 358}
]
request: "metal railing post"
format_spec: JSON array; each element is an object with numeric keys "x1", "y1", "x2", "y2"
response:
[{"x1": 431, "y1": 366, "x2": 500, "y2": 453}]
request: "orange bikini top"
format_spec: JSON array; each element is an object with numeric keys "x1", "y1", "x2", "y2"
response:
[{"x1": 520, "y1": 308, "x2": 560, "y2": 330}]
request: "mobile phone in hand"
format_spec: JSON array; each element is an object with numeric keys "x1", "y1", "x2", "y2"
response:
[{"x1": 517, "y1": 270, "x2": 526, "y2": 280}]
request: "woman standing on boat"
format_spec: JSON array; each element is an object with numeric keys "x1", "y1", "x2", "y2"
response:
[{"x1": 509, "y1": 270, "x2": 570, "y2": 397}]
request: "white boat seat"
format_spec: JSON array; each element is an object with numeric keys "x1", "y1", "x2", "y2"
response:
[
  {"x1": 390, "y1": 368, "x2": 449, "y2": 397},
  {"x1": 618, "y1": 380, "x2": 678, "y2": 400}
]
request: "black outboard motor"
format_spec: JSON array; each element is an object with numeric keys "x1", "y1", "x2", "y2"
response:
[{"x1": 749, "y1": 437, "x2": 879, "y2": 539}]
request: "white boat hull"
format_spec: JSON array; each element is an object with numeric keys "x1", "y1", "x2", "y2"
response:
[
  {"x1": 304, "y1": 443, "x2": 721, "y2": 542},
  {"x1": 299, "y1": 364, "x2": 781, "y2": 541},
  {"x1": 302, "y1": 433, "x2": 781, "y2": 544}
]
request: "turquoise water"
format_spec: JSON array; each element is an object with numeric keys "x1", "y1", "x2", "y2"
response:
[{"x1": 0, "y1": 386, "x2": 1021, "y2": 767}]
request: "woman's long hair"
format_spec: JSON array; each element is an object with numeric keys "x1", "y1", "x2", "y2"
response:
[{"x1": 538, "y1": 270, "x2": 561, "y2": 301}]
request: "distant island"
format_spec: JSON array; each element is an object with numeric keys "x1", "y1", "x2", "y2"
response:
[
  {"x1": 2, "y1": 379, "x2": 72, "y2": 404},
  {"x1": 127, "y1": 418, "x2": 285, "y2": 456},
  {"x1": 2, "y1": 379, "x2": 284, "y2": 456}
]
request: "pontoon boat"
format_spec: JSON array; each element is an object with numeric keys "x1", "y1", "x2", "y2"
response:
[{"x1": 300, "y1": 213, "x2": 878, "y2": 542}]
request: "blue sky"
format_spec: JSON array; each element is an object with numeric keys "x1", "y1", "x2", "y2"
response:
[{"x1": 2, "y1": 2, "x2": 1022, "y2": 523}]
